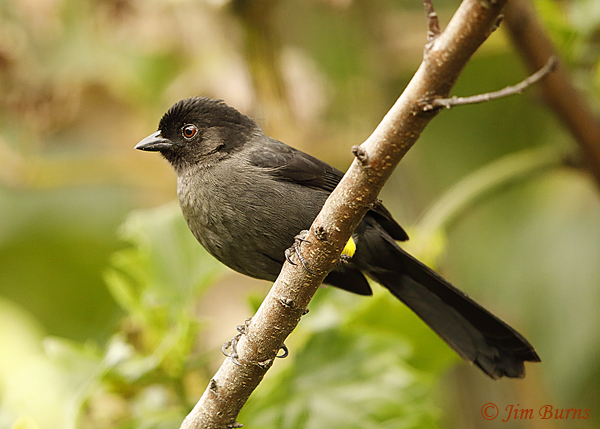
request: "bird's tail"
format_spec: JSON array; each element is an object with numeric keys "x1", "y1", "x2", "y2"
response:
[{"x1": 362, "y1": 238, "x2": 540, "y2": 379}]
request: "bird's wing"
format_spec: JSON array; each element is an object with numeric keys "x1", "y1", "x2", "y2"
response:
[
  {"x1": 247, "y1": 137, "x2": 342, "y2": 192},
  {"x1": 248, "y1": 138, "x2": 409, "y2": 242}
]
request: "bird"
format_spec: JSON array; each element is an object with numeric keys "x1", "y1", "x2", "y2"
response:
[{"x1": 135, "y1": 96, "x2": 540, "y2": 379}]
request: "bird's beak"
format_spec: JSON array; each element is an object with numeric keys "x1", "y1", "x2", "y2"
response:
[{"x1": 135, "y1": 131, "x2": 174, "y2": 152}]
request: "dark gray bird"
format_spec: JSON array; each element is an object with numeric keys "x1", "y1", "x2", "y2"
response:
[{"x1": 136, "y1": 96, "x2": 540, "y2": 379}]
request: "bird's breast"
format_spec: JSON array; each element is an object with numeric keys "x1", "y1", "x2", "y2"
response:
[{"x1": 175, "y1": 162, "x2": 329, "y2": 280}]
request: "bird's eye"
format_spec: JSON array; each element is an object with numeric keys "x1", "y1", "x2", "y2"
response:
[{"x1": 182, "y1": 124, "x2": 198, "y2": 140}]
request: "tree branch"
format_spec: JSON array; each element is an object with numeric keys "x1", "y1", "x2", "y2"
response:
[
  {"x1": 180, "y1": 0, "x2": 509, "y2": 427},
  {"x1": 423, "y1": 0, "x2": 441, "y2": 42},
  {"x1": 504, "y1": 0, "x2": 600, "y2": 187},
  {"x1": 429, "y1": 55, "x2": 557, "y2": 109}
]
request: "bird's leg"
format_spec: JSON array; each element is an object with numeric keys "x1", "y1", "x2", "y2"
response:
[{"x1": 284, "y1": 231, "x2": 314, "y2": 274}]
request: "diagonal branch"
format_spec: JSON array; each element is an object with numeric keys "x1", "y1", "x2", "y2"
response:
[{"x1": 180, "y1": 0, "x2": 509, "y2": 427}]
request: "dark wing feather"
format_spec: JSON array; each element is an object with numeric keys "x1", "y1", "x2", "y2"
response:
[
  {"x1": 248, "y1": 137, "x2": 408, "y2": 241},
  {"x1": 247, "y1": 137, "x2": 343, "y2": 192},
  {"x1": 368, "y1": 202, "x2": 409, "y2": 242}
]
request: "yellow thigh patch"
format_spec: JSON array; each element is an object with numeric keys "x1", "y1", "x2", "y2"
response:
[{"x1": 342, "y1": 237, "x2": 356, "y2": 258}]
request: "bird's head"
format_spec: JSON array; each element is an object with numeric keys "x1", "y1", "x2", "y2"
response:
[{"x1": 135, "y1": 97, "x2": 259, "y2": 171}]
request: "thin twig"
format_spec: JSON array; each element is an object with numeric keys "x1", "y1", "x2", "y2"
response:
[
  {"x1": 429, "y1": 55, "x2": 558, "y2": 110},
  {"x1": 423, "y1": 0, "x2": 441, "y2": 42}
]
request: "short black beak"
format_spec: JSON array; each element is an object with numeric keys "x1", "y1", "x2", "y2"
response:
[{"x1": 135, "y1": 131, "x2": 174, "y2": 152}]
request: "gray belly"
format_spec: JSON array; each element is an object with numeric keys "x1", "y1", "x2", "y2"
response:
[{"x1": 177, "y1": 167, "x2": 328, "y2": 281}]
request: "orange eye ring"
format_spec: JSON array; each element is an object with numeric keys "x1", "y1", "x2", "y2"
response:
[{"x1": 182, "y1": 124, "x2": 198, "y2": 139}]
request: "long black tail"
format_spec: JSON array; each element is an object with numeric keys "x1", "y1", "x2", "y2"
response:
[{"x1": 361, "y1": 237, "x2": 540, "y2": 379}]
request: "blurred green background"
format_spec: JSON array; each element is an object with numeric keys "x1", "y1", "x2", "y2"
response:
[{"x1": 1, "y1": 0, "x2": 600, "y2": 428}]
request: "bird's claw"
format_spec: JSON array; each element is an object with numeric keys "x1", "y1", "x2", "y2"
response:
[
  {"x1": 277, "y1": 343, "x2": 289, "y2": 359},
  {"x1": 339, "y1": 253, "x2": 352, "y2": 264},
  {"x1": 222, "y1": 324, "x2": 247, "y2": 366},
  {"x1": 285, "y1": 232, "x2": 313, "y2": 274},
  {"x1": 222, "y1": 322, "x2": 288, "y2": 364}
]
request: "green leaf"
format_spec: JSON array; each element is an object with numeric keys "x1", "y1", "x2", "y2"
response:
[
  {"x1": 241, "y1": 325, "x2": 438, "y2": 429},
  {"x1": 104, "y1": 202, "x2": 224, "y2": 327},
  {"x1": 102, "y1": 203, "x2": 224, "y2": 379}
]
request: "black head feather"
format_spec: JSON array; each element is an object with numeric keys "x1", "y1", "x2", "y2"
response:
[
  {"x1": 158, "y1": 97, "x2": 257, "y2": 138},
  {"x1": 155, "y1": 97, "x2": 260, "y2": 171}
]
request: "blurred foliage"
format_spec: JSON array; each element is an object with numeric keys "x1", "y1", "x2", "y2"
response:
[
  {"x1": 1, "y1": 0, "x2": 600, "y2": 428},
  {"x1": 0, "y1": 205, "x2": 446, "y2": 428}
]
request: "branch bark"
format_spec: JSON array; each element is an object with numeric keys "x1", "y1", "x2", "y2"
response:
[
  {"x1": 504, "y1": 0, "x2": 600, "y2": 187},
  {"x1": 181, "y1": 0, "x2": 508, "y2": 427}
]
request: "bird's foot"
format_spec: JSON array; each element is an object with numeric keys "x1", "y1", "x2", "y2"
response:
[
  {"x1": 285, "y1": 231, "x2": 314, "y2": 275},
  {"x1": 222, "y1": 320, "x2": 289, "y2": 365},
  {"x1": 222, "y1": 323, "x2": 247, "y2": 366},
  {"x1": 277, "y1": 343, "x2": 289, "y2": 359},
  {"x1": 339, "y1": 253, "x2": 352, "y2": 264}
]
